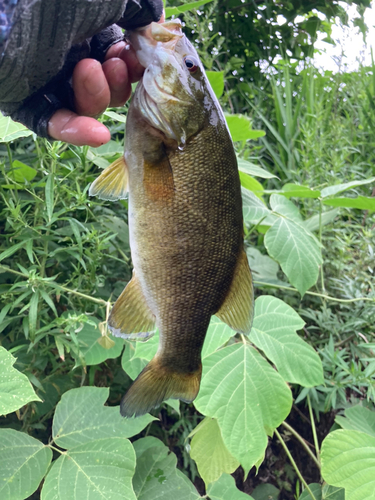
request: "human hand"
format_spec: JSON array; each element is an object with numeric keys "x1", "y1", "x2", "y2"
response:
[{"x1": 47, "y1": 42, "x2": 144, "y2": 147}]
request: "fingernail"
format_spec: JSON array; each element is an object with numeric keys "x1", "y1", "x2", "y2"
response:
[{"x1": 84, "y1": 61, "x2": 106, "y2": 96}]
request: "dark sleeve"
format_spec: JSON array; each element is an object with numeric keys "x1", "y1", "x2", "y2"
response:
[{"x1": 0, "y1": 0, "x2": 163, "y2": 139}]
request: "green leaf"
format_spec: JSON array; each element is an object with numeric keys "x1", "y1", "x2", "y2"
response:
[
  {"x1": 241, "y1": 189, "x2": 277, "y2": 226},
  {"x1": 0, "y1": 115, "x2": 33, "y2": 142},
  {"x1": 206, "y1": 473, "x2": 253, "y2": 500},
  {"x1": 0, "y1": 429, "x2": 52, "y2": 500},
  {"x1": 246, "y1": 248, "x2": 287, "y2": 287},
  {"x1": 264, "y1": 218, "x2": 322, "y2": 296},
  {"x1": 251, "y1": 296, "x2": 324, "y2": 387},
  {"x1": 239, "y1": 172, "x2": 264, "y2": 196},
  {"x1": 225, "y1": 114, "x2": 265, "y2": 142},
  {"x1": 0, "y1": 346, "x2": 41, "y2": 415},
  {"x1": 320, "y1": 177, "x2": 375, "y2": 198},
  {"x1": 281, "y1": 183, "x2": 321, "y2": 199},
  {"x1": 132, "y1": 438, "x2": 199, "y2": 500},
  {"x1": 206, "y1": 71, "x2": 224, "y2": 99},
  {"x1": 323, "y1": 196, "x2": 375, "y2": 211},
  {"x1": 77, "y1": 318, "x2": 124, "y2": 366},
  {"x1": 8, "y1": 160, "x2": 37, "y2": 183},
  {"x1": 303, "y1": 209, "x2": 339, "y2": 232},
  {"x1": 202, "y1": 317, "x2": 234, "y2": 359},
  {"x1": 335, "y1": 405, "x2": 375, "y2": 438},
  {"x1": 52, "y1": 387, "x2": 155, "y2": 449},
  {"x1": 0, "y1": 240, "x2": 27, "y2": 262},
  {"x1": 42, "y1": 437, "x2": 136, "y2": 500},
  {"x1": 194, "y1": 344, "x2": 292, "y2": 474},
  {"x1": 237, "y1": 158, "x2": 277, "y2": 179},
  {"x1": 103, "y1": 110, "x2": 127, "y2": 123},
  {"x1": 28, "y1": 291, "x2": 39, "y2": 336},
  {"x1": 45, "y1": 174, "x2": 54, "y2": 223},
  {"x1": 251, "y1": 483, "x2": 280, "y2": 500},
  {"x1": 270, "y1": 194, "x2": 303, "y2": 222},
  {"x1": 121, "y1": 334, "x2": 159, "y2": 380},
  {"x1": 322, "y1": 484, "x2": 345, "y2": 499},
  {"x1": 299, "y1": 484, "x2": 322, "y2": 500},
  {"x1": 165, "y1": 0, "x2": 213, "y2": 18},
  {"x1": 321, "y1": 429, "x2": 375, "y2": 500},
  {"x1": 190, "y1": 418, "x2": 239, "y2": 485}
]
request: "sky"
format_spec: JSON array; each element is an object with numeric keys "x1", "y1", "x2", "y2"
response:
[{"x1": 313, "y1": 1, "x2": 375, "y2": 72}]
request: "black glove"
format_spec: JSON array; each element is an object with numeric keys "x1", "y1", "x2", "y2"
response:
[{"x1": 0, "y1": 0, "x2": 163, "y2": 139}]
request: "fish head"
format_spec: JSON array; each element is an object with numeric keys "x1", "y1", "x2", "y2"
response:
[{"x1": 128, "y1": 19, "x2": 214, "y2": 146}]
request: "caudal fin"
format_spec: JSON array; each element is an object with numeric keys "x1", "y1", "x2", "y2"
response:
[{"x1": 120, "y1": 356, "x2": 202, "y2": 418}]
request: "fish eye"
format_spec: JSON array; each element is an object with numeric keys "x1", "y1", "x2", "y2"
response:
[{"x1": 184, "y1": 56, "x2": 199, "y2": 73}]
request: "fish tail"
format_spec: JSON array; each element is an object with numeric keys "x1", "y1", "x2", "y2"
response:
[{"x1": 120, "y1": 356, "x2": 202, "y2": 418}]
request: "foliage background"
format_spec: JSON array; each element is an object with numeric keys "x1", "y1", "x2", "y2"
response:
[{"x1": 0, "y1": 0, "x2": 375, "y2": 499}]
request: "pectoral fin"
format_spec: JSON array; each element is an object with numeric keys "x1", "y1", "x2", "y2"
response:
[
  {"x1": 89, "y1": 156, "x2": 128, "y2": 201},
  {"x1": 108, "y1": 272, "x2": 156, "y2": 339},
  {"x1": 216, "y1": 249, "x2": 254, "y2": 334}
]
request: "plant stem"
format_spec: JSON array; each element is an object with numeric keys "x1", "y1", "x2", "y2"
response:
[
  {"x1": 307, "y1": 395, "x2": 320, "y2": 465},
  {"x1": 253, "y1": 280, "x2": 375, "y2": 303},
  {"x1": 0, "y1": 265, "x2": 108, "y2": 306},
  {"x1": 274, "y1": 428, "x2": 317, "y2": 500},
  {"x1": 318, "y1": 199, "x2": 326, "y2": 295},
  {"x1": 281, "y1": 421, "x2": 320, "y2": 469}
]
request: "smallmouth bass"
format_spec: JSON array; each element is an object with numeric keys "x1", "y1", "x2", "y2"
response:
[{"x1": 90, "y1": 20, "x2": 254, "y2": 417}]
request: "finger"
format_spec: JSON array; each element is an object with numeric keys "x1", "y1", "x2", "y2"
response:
[
  {"x1": 48, "y1": 109, "x2": 110, "y2": 147},
  {"x1": 102, "y1": 58, "x2": 131, "y2": 107},
  {"x1": 117, "y1": 44, "x2": 145, "y2": 83},
  {"x1": 73, "y1": 59, "x2": 111, "y2": 117}
]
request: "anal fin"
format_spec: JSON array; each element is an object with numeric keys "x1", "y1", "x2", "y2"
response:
[
  {"x1": 216, "y1": 249, "x2": 254, "y2": 334},
  {"x1": 108, "y1": 272, "x2": 156, "y2": 340},
  {"x1": 89, "y1": 156, "x2": 128, "y2": 201}
]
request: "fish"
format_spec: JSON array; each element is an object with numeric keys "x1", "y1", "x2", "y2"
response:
[{"x1": 89, "y1": 19, "x2": 254, "y2": 418}]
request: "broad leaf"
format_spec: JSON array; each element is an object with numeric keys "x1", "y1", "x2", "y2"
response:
[
  {"x1": 246, "y1": 248, "x2": 287, "y2": 287},
  {"x1": 320, "y1": 177, "x2": 375, "y2": 198},
  {"x1": 0, "y1": 115, "x2": 33, "y2": 142},
  {"x1": 321, "y1": 429, "x2": 375, "y2": 500},
  {"x1": 41, "y1": 387, "x2": 155, "y2": 500},
  {"x1": 264, "y1": 217, "x2": 322, "y2": 295},
  {"x1": 0, "y1": 346, "x2": 41, "y2": 416},
  {"x1": 202, "y1": 317, "x2": 235, "y2": 359},
  {"x1": 251, "y1": 483, "x2": 280, "y2": 500},
  {"x1": 299, "y1": 484, "x2": 322, "y2": 500},
  {"x1": 239, "y1": 172, "x2": 264, "y2": 196},
  {"x1": 42, "y1": 437, "x2": 136, "y2": 500},
  {"x1": 52, "y1": 387, "x2": 155, "y2": 449},
  {"x1": 281, "y1": 183, "x2": 321, "y2": 199},
  {"x1": 206, "y1": 473, "x2": 253, "y2": 500},
  {"x1": 226, "y1": 114, "x2": 265, "y2": 142},
  {"x1": 335, "y1": 405, "x2": 375, "y2": 438},
  {"x1": 251, "y1": 296, "x2": 324, "y2": 387},
  {"x1": 299, "y1": 482, "x2": 345, "y2": 499},
  {"x1": 165, "y1": 0, "x2": 213, "y2": 17},
  {"x1": 133, "y1": 438, "x2": 200, "y2": 500},
  {"x1": 323, "y1": 196, "x2": 375, "y2": 211},
  {"x1": 121, "y1": 334, "x2": 159, "y2": 380},
  {"x1": 206, "y1": 71, "x2": 225, "y2": 99},
  {"x1": 190, "y1": 418, "x2": 239, "y2": 485},
  {"x1": 237, "y1": 158, "x2": 277, "y2": 179},
  {"x1": 194, "y1": 344, "x2": 292, "y2": 474},
  {"x1": 0, "y1": 429, "x2": 52, "y2": 500},
  {"x1": 77, "y1": 318, "x2": 124, "y2": 365},
  {"x1": 303, "y1": 209, "x2": 339, "y2": 232},
  {"x1": 242, "y1": 189, "x2": 277, "y2": 226},
  {"x1": 8, "y1": 160, "x2": 37, "y2": 183},
  {"x1": 270, "y1": 194, "x2": 303, "y2": 222}
]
